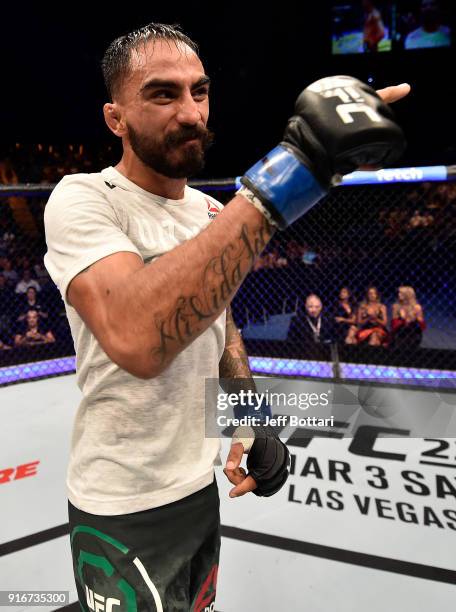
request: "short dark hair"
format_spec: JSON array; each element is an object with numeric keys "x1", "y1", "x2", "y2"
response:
[{"x1": 101, "y1": 23, "x2": 199, "y2": 100}]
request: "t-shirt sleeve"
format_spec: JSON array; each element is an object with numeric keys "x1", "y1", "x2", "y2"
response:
[{"x1": 44, "y1": 176, "x2": 141, "y2": 304}]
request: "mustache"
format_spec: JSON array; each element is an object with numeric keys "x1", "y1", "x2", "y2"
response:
[{"x1": 165, "y1": 126, "x2": 215, "y2": 148}]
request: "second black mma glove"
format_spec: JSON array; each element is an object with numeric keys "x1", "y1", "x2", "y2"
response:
[
  {"x1": 240, "y1": 75, "x2": 406, "y2": 228},
  {"x1": 246, "y1": 424, "x2": 290, "y2": 497},
  {"x1": 231, "y1": 397, "x2": 290, "y2": 497}
]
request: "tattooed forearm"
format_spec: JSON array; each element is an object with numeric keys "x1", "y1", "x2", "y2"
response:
[
  {"x1": 220, "y1": 349, "x2": 252, "y2": 380},
  {"x1": 152, "y1": 216, "x2": 273, "y2": 367},
  {"x1": 219, "y1": 306, "x2": 256, "y2": 394},
  {"x1": 221, "y1": 306, "x2": 252, "y2": 377}
]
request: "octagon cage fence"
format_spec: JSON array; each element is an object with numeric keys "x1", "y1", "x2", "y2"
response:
[{"x1": 0, "y1": 164, "x2": 455, "y2": 390}]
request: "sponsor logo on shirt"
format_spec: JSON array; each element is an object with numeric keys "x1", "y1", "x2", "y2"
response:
[{"x1": 206, "y1": 199, "x2": 220, "y2": 220}]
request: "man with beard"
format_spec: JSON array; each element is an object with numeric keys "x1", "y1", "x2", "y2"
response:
[
  {"x1": 405, "y1": 0, "x2": 450, "y2": 49},
  {"x1": 44, "y1": 23, "x2": 409, "y2": 610}
]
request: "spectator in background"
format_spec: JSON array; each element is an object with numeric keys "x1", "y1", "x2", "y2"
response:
[
  {"x1": 391, "y1": 286, "x2": 425, "y2": 350},
  {"x1": 286, "y1": 240, "x2": 305, "y2": 264},
  {"x1": 408, "y1": 209, "x2": 426, "y2": 229},
  {"x1": 252, "y1": 239, "x2": 288, "y2": 271},
  {"x1": 288, "y1": 293, "x2": 334, "y2": 349},
  {"x1": 14, "y1": 309, "x2": 55, "y2": 347},
  {"x1": 0, "y1": 218, "x2": 15, "y2": 257},
  {"x1": 269, "y1": 240, "x2": 288, "y2": 268},
  {"x1": 404, "y1": 0, "x2": 450, "y2": 49},
  {"x1": 362, "y1": 0, "x2": 386, "y2": 52},
  {"x1": 16, "y1": 286, "x2": 48, "y2": 323},
  {"x1": 15, "y1": 269, "x2": 41, "y2": 294},
  {"x1": 408, "y1": 208, "x2": 434, "y2": 230},
  {"x1": 422, "y1": 210, "x2": 434, "y2": 227},
  {"x1": 261, "y1": 252, "x2": 277, "y2": 270},
  {"x1": 356, "y1": 286, "x2": 388, "y2": 346},
  {"x1": 0, "y1": 272, "x2": 13, "y2": 306},
  {"x1": 334, "y1": 287, "x2": 358, "y2": 344},
  {"x1": 17, "y1": 255, "x2": 31, "y2": 271},
  {"x1": 0, "y1": 273, "x2": 14, "y2": 338},
  {"x1": 33, "y1": 258, "x2": 51, "y2": 288},
  {"x1": 0, "y1": 337, "x2": 12, "y2": 350},
  {"x1": 1, "y1": 258, "x2": 19, "y2": 288}
]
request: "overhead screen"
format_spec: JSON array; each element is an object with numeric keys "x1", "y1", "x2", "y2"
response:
[{"x1": 332, "y1": 1, "x2": 452, "y2": 55}]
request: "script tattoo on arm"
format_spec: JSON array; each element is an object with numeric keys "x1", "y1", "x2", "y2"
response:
[{"x1": 152, "y1": 216, "x2": 272, "y2": 368}]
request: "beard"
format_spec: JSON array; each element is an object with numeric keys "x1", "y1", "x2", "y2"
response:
[{"x1": 127, "y1": 123, "x2": 214, "y2": 179}]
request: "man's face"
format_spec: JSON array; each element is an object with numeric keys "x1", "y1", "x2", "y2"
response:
[
  {"x1": 27, "y1": 311, "x2": 38, "y2": 327},
  {"x1": 27, "y1": 287, "x2": 36, "y2": 300},
  {"x1": 306, "y1": 297, "x2": 322, "y2": 318},
  {"x1": 114, "y1": 40, "x2": 213, "y2": 179}
]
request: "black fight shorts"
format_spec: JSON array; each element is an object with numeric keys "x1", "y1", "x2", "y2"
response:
[{"x1": 68, "y1": 479, "x2": 220, "y2": 612}]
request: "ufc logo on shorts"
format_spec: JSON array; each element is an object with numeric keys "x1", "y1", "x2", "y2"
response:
[{"x1": 85, "y1": 586, "x2": 120, "y2": 612}]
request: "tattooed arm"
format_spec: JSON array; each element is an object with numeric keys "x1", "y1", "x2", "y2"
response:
[
  {"x1": 67, "y1": 195, "x2": 275, "y2": 378},
  {"x1": 220, "y1": 305, "x2": 277, "y2": 498},
  {"x1": 219, "y1": 305, "x2": 256, "y2": 394},
  {"x1": 220, "y1": 305, "x2": 256, "y2": 492}
]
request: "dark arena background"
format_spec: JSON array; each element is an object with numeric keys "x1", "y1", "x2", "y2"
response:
[{"x1": 0, "y1": 2, "x2": 455, "y2": 611}]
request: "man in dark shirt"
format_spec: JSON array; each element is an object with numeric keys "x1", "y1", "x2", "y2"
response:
[{"x1": 288, "y1": 293, "x2": 334, "y2": 357}]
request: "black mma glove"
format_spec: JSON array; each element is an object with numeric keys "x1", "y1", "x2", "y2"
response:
[
  {"x1": 239, "y1": 75, "x2": 406, "y2": 228},
  {"x1": 232, "y1": 422, "x2": 290, "y2": 497}
]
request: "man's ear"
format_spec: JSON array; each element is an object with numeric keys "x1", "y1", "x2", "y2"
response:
[{"x1": 103, "y1": 102, "x2": 126, "y2": 137}]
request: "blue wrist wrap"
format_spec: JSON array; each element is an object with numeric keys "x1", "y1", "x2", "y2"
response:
[{"x1": 242, "y1": 145, "x2": 327, "y2": 228}]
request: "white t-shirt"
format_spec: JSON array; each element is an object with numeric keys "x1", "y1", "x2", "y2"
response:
[{"x1": 44, "y1": 166, "x2": 226, "y2": 515}]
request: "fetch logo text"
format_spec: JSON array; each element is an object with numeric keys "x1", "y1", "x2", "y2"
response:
[{"x1": 376, "y1": 168, "x2": 424, "y2": 182}]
